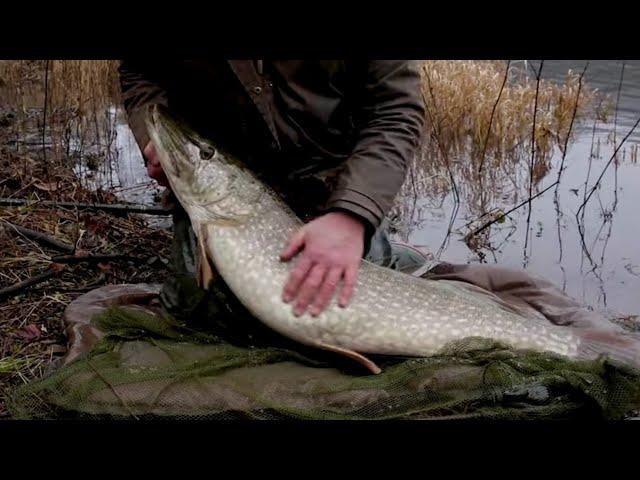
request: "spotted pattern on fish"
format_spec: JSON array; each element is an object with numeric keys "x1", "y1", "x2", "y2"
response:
[{"x1": 146, "y1": 106, "x2": 640, "y2": 373}]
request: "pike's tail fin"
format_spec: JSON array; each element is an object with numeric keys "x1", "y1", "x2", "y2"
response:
[{"x1": 576, "y1": 329, "x2": 640, "y2": 370}]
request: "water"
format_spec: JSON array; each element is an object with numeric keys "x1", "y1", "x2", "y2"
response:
[
  {"x1": 75, "y1": 107, "x2": 159, "y2": 206},
  {"x1": 83, "y1": 108, "x2": 171, "y2": 228},
  {"x1": 408, "y1": 60, "x2": 640, "y2": 315}
]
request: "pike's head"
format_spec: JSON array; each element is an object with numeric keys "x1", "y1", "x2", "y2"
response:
[{"x1": 145, "y1": 105, "x2": 263, "y2": 224}]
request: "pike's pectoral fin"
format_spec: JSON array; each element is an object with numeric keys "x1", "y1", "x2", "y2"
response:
[
  {"x1": 196, "y1": 226, "x2": 217, "y2": 291},
  {"x1": 316, "y1": 342, "x2": 382, "y2": 375}
]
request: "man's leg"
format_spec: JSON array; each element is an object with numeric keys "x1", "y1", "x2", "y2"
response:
[
  {"x1": 158, "y1": 202, "x2": 203, "y2": 321},
  {"x1": 365, "y1": 218, "x2": 433, "y2": 274}
]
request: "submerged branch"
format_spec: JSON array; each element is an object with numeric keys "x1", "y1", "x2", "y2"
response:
[{"x1": 467, "y1": 180, "x2": 559, "y2": 238}]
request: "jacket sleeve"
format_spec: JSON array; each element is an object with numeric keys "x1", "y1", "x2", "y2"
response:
[
  {"x1": 118, "y1": 60, "x2": 170, "y2": 156},
  {"x1": 326, "y1": 60, "x2": 426, "y2": 232}
]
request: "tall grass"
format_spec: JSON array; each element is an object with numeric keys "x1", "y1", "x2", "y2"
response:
[{"x1": 420, "y1": 61, "x2": 607, "y2": 167}]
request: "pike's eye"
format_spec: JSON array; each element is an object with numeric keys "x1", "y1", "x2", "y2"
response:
[{"x1": 200, "y1": 146, "x2": 216, "y2": 160}]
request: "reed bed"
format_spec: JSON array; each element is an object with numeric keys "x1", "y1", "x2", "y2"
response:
[{"x1": 392, "y1": 60, "x2": 612, "y2": 237}]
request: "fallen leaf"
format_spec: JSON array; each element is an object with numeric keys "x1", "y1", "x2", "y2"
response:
[{"x1": 16, "y1": 324, "x2": 42, "y2": 342}]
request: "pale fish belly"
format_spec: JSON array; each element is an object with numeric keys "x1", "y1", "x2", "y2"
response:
[{"x1": 203, "y1": 206, "x2": 582, "y2": 361}]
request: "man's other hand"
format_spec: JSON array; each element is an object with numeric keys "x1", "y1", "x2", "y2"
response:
[{"x1": 144, "y1": 141, "x2": 170, "y2": 188}]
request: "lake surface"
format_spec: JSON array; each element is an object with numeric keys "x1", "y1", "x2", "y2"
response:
[{"x1": 408, "y1": 60, "x2": 640, "y2": 315}]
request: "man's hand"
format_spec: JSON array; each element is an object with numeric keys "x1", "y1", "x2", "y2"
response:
[
  {"x1": 280, "y1": 211, "x2": 365, "y2": 317},
  {"x1": 144, "y1": 141, "x2": 170, "y2": 187}
]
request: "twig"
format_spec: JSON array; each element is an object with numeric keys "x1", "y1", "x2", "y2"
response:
[
  {"x1": 523, "y1": 60, "x2": 544, "y2": 265},
  {"x1": 612, "y1": 62, "x2": 625, "y2": 210},
  {"x1": 50, "y1": 253, "x2": 128, "y2": 264},
  {"x1": 580, "y1": 97, "x2": 603, "y2": 238},
  {"x1": 554, "y1": 61, "x2": 589, "y2": 264},
  {"x1": 0, "y1": 198, "x2": 173, "y2": 216},
  {"x1": 42, "y1": 60, "x2": 50, "y2": 164},
  {"x1": 554, "y1": 191, "x2": 564, "y2": 264},
  {"x1": 613, "y1": 62, "x2": 626, "y2": 149},
  {"x1": 422, "y1": 73, "x2": 460, "y2": 259},
  {"x1": 577, "y1": 113, "x2": 640, "y2": 217},
  {"x1": 556, "y1": 62, "x2": 589, "y2": 183},
  {"x1": 478, "y1": 60, "x2": 511, "y2": 175},
  {"x1": 477, "y1": 60, "x2": 511, "y2": 215},
  {"x1": 467, "y1": 180, "x2": 559, "y2": 238},
  {"x1": 0, "y1": 268, "x2": 62, "y2": 301},
  {"x1": 4, "y1": 222, "x2": 75, "y2": 253}
]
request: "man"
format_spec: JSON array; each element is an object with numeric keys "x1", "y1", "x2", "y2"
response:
[{"x1": 119, "y1": 60, "x2": 426, "y2": 317}]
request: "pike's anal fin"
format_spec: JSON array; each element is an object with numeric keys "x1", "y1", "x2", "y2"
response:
[{"x1": 317, "y1": 342, "x2": 382, "y2": 375}]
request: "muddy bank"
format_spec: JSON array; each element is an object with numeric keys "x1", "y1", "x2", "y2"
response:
[{"x1": 0, "y1": 106, "x2": 172, "y2": 417}]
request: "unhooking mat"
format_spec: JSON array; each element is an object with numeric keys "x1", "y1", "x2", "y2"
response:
[{"x1": 8, "y1": 263, "x2": 640, "y2": 420}]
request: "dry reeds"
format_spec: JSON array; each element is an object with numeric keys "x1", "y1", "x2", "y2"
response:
[
  {"x1": 419, "y1": 60, "x2": 608, "y2": 169},
  {"x1": 393, "y1": 60, "x2": 611, "y2": 235},
  {"x1": 0, "y1": 60, "x2": 120, "y2": 115},
  {"x1": 0, "y1": 60, "x2": 121, "y2": 176}
]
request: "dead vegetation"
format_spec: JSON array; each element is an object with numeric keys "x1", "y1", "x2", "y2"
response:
[{"x1": 392, "y1": 60, "x2": 613, "y2": 240}]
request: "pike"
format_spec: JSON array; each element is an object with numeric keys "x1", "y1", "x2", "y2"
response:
[{"x1": 146, "y1": 106, "x2": 640, "y2": 374}]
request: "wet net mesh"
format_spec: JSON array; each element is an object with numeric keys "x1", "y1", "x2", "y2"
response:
[{"x1": 8, "y1": 274, "x2": 640, "y2": 420}]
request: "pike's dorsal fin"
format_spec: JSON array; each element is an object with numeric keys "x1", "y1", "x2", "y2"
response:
[{"x1": 316, "y1": 342, "x2": 382, "y2": 375}]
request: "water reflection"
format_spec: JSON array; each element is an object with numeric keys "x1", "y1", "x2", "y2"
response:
[{"x1": 400, "y1": 60, "x2": 640, "y2": 314}]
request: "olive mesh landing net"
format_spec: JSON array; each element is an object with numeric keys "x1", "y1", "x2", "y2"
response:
[{"x1": 8, "y1": 275, "x2": 640, "y2": 420}]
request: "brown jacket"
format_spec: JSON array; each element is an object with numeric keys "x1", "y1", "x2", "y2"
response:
[{"x1": 118, "y1": 60, "x2": 425, "y2": 234}]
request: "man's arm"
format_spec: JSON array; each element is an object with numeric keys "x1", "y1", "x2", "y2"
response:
[
  {"x1": 281, "y1": 61, "x2": 426, "y2": 316},
  {"x1": 327, "y1": 60, "x2": 426, "y2": 234}
]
